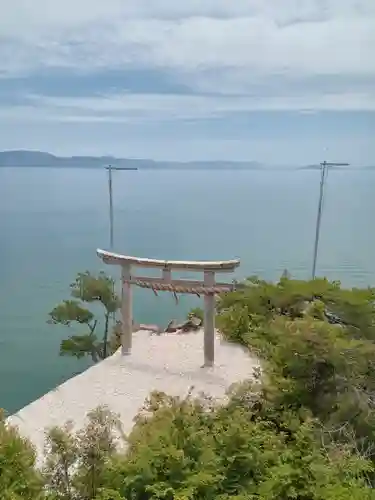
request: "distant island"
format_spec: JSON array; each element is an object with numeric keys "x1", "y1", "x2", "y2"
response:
[
  {"x1": 0, "y1": 150, "x2": 264, "y2": 170},
  {"x1": 0, "y1": 150, "x2": 373, "y2": 170}
]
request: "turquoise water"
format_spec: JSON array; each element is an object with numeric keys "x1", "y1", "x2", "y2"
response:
[{"x1": 0, "y1": 167, "x2": 374, "y2": 414}]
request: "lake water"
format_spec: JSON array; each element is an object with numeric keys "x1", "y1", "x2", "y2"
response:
[{"x1": 0, "y1": 167, "x2": 374, "y2": 414}]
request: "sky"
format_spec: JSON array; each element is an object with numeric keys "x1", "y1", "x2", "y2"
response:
[{"x1": 0, "y1": 0, "x2": 374, "y2": 165}]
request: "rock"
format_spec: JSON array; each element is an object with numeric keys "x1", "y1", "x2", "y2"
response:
[
  {"x1": 178, "y1": 318, "x2": 202, "y2": 333},
  {"x1": 138, "y1": 324, "x2": 161, "y2": 334},
  {"x1": 190, "y1": 316, "x2": 202, "y2": 327},
  {"x1": 165, "y1": 316, "x2": 202, "y2": 334},
  {"x1": 180, "y1": 322, "x2": 193, "y2": 332},
  {"x1": 165, "y1": 320, "x2": 179, "y2": 333}
]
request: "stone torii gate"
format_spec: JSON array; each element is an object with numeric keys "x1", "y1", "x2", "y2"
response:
[{"x1": 97, "y1": 248, "x2": 240, "y2": 367}]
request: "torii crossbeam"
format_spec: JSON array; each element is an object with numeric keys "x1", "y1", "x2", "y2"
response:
[{"x1": 97, "y1": 248, "x2": 240, "y2": 367}]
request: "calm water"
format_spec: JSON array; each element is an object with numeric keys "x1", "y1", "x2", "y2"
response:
[{"x1": 0, "y1": 167, "x2": 374, "y2": 414}]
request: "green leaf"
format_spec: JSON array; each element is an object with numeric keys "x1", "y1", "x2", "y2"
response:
[
  {"x1": 60, "y1": 334, "x2": 100, "y2": 361},
  {"x1": 70, "y1": 271, "x2": 120, "y2": 313},
  {"x1": 48, "y1": 300, "x2": 94, "y2": 326}
]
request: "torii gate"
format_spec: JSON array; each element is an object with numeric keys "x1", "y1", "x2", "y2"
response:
[{"x1": 97, "y1": 248, "x2": 240, "y2": 367}]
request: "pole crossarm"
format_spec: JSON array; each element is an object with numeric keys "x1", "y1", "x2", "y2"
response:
[
  {"x1": 320, "y1": 162, "x2": 349, "y2": 167},
  {"x1": 105, "y1": 166, "x2": 138, "y2": 171}
]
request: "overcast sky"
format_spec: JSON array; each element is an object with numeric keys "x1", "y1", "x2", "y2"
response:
[{"x1": 0, "y1": 0, "x2": 374, "y2": 164}]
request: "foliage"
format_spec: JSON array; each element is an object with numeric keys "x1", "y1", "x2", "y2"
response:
[
  {"x1": 4, "y1": 273, "x2": 375, "y2": 498},
  {"x1": 187, "y1": 307, "x2": 204, "y2": 324},
  {"x1": 105, "y1": 391, "x2": 374, "y2": 499},
  {"x1": 217, "y1": 275, "x2": 375, "y2": 460},
  {"x1": 48, "y1": 272, "x2": 121, "y2": 363},
  {"x1": 108, "y1": 320, "x2": 123, "y2": 355},
  {"x1": 217, "y1": 275, "x2": 375, "y2": 340},
  {"x1": 43, "y1": 406, "x2": 123, "y2": 500},
  {"x1": 0, "y1": 409, "x2": 44, "y2": 499},
  {"x1": 4, "y1": 393, "x2": 373, "y2": 500},
  {"x1": 31, "y1": 393, "x2": 375, "y2": 498}
]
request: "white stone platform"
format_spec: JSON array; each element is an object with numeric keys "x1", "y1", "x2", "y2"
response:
[{"x1": 8, "y1": 329, "x2": 258, "y2": 464}]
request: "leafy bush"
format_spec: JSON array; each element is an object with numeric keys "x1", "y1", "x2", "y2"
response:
[
  {"x1": 3, "y1": 273, "x2": 375, "y2": 498},
  {"x1": 99, "y1": 391, "x2": 374, "y2": 499},
  {"x1": 217, "y1": 275, "x2": 375, "y2": 460},
  {"x1": 0, "y1": 409, "x2": 44, "y2": 500},
  {"x1": 4, "y1": 389, "x2": 375, "y2": 499}
]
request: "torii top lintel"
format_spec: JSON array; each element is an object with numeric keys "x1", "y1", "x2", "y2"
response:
[{"x1": 96, "y1": 249, "x2": 240, "y2": 273}]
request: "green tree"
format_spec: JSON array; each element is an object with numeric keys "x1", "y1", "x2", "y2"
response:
[
  {"x1": 217, "y1": 274, "x2": 375, "y2": 339},
  {"x1": 217, "y1": 274, "x2": 375, "y2": 461},
  {"x1": 3, "y1": 344, "x2": 375, "y2": 500},
  {"x1": 48, "y1": 271, "x2": 120, "y2": 363},
  {"x1": 5, "y1": 273, "x2": 375, "y2": 498},
  {"x1": 26, "y1": 394, "x2": 372, "y2": 499},
  {"x1": 43, "y1": 406, "x2": 122, "y2": 500},
  {"x1": 0, "y1": 409, "x2": 44, "y2": 500},
  {"x1": 97, "y1": 392, "x2": 374, "y2": 499}
]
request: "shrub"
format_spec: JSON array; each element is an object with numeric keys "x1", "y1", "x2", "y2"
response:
[{"x1": 0, "y1": 409, "x2": 44, "y2": 500}]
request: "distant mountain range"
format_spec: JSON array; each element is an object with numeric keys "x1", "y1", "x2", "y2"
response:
[
  {"x1": 0, "y1": 151, "x2": 373, "y2": 170},
  {"x1": 0, "y1": 150, "x2": 264, "y2": 170}
]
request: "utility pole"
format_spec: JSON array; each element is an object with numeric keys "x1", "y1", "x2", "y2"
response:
[
  {"x1": 311, "y1": 160, "x2": 349, "y2": 280},
  {"x1": 107, "y1": 165, "x2": 114, "y2": 250},
  {"x1": 105, "y1": 165, "x2": 137, "y2": 250},
  {"x1": 105, "y1": 164, "x2": 137, "y2": 358}
]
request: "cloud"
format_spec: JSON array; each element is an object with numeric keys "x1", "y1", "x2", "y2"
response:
[
  {"x1": 1, "y1": 89, "x2": 374, "y2": 128},
  {"x1": 1, "y1": 1, "x2": 374, "y2": 112},
  {"x1": 1, "y1": 1, "x2": 374, "y2": 80},
  {"x1": 0, "y1": 1, "x2": 374, "y2": 162}
]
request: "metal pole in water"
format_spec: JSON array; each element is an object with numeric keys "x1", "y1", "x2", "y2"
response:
[
  {"x1": 105, "y1": 164, "x2": 114, "y2": 360},
  {"x1": 106, "y1": 165, "x2": 138, "y2": 251},
  {"x1": 311, "y1": 160, "x2": 349, "y2": 280},
  {"x1": 107, "y1": 164, "x2": 114, "y2": 250},
  {"x1": 104, "y1": 164, "x2": 138, "y2": 357},
  {"x1": 311, "y1": 162, "x2": 326, "y2": 281}
]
